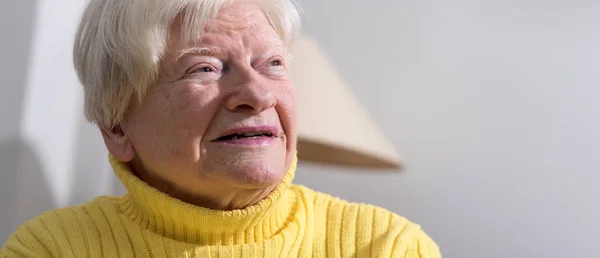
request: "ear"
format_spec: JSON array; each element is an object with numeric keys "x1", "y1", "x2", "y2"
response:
[{"x1": 100, "y1": 125, "x2": 135, "y2": 162}]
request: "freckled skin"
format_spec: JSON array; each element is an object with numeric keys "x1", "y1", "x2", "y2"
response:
[{"x1": 104, "y1": 1, "x2": 297, "y2": 210}]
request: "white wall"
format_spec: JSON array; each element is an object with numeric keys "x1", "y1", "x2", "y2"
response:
[
  {"x1": 0, "y1": 0, "x2": 112, "y2": 244},
  {"x1": 295, "y1": 0, "x2": 600, "y2": 257},
  {"x1": 0, "y1": 0, "x2": 38, "y2": 245},
  {"x1": 1, "y1": 0, "x2": 599, "y2": 257}
]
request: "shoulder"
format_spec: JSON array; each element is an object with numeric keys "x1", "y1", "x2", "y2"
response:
[
  {"x1": 291, "y1": 185, "x2": 441, "y2": 258},
  {"x1": 1, "y1": 196, "x2": 120, "y2": 257}
]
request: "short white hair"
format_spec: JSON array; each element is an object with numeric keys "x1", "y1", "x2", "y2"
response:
[{"x1": 74, "y1": 0, "x2": 301, "y2": 129}]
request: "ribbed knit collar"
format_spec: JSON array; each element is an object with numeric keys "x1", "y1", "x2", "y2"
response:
[{"x1": 110, "y1": 155, "x2": 297, "y2": 245}]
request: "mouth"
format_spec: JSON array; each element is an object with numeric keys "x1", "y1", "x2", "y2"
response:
[
  {"x1": 213, "y1": 126, "x2": 279, "y2": 144},
  {"x1": 215, "y1": 131, "x2": 275, "y2": 141}
]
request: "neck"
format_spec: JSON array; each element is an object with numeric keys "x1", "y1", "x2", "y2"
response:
[
  {"x1": 140, "y1": 173, "x2": 279, "y2": 210},
  {"x1": 110, "y1": 154, "x2": 298, "y2": 245},
  {"x1": 128, "y1": 157, "x2": 284, "y2": 210}
]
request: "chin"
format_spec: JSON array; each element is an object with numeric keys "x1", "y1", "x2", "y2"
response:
[
  {"x1": 223, "y1": 159, "x2": 287, "y2": 188},
  {"x1": 201, "y1": 139, "x2": 291, "y2": 188}
]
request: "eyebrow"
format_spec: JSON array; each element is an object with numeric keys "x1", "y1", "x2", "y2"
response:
[
  {"x1": 175, "y1": 46, "x2": 225, "y2": 61},
  {"x1": 174, "y1": 37, "x2": 286, "y2": 62},
  {"x1": 266, "y1": 36, "x2": 285, "y2": 48}
]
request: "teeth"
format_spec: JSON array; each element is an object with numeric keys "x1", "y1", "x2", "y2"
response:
[
  {"x1": 241, "y1": 132, "x2": 273, "y2": 137},
  {"x1": 220, "y1": 132, "x2": 274, "y2": 141}
]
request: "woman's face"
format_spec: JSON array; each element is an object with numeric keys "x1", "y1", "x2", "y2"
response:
[{"x1": 107, "y1": 2, "x2": 296, "y2": 205}]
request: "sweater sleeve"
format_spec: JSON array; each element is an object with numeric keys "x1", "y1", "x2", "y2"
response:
[
  {"x1": 391, "y1": 227, "x2": 441, "y2": 258},
  {"x1": 1, "y1": 223, "x2": 53, "y2": 258},
  {"x1": 413, "y1": 230, "x2": 441, "y2": 258}
]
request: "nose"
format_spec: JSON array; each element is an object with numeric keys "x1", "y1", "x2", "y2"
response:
[{"x1": 224, "y1": 71, "x2": 276, "y2": 114}]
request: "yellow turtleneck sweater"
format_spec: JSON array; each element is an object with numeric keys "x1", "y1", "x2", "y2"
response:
[{"x1": 1, "y1": 156, "x2": 440, "y2": 257}]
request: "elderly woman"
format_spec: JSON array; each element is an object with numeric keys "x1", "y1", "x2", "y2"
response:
[{"x1": 2, "y1": 0, "x2": 440, "y2": 257}]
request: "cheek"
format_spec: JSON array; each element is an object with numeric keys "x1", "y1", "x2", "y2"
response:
[
  {"x1": 276, "y1": 82, "x2": 297, "y2": 139},
  {"x1": 128, "y1": 84, "x2": 220, "y2": 157},
  {"x1": 168, "y1": 86, "x2": 214, "y2": 122},
  {"x1": 162, "y1": 85, "x2": 221, "y2": 140}
]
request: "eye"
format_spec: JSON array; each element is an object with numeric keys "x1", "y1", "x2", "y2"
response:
[
  {"x1": 185, "y1": 60, "x2": 222, "y2": 75},
  {"x1": 191, "y1": 66, "x2": 214, "y2": 73},
  {"x1": 261, "y1": 57, "x2": 287, "y2": 77},
  {"x1": 269, "y1": 59, "x2": 282, "y2": 67},
  {"x1": 182, "y1": 61, "x2": 222, "y2": 82}
]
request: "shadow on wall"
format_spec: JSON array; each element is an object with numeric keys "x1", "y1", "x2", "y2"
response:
[
  {"x1": 69, "y1": 118, "x2": 127, "y2": 204},
  {"x1": 0, "y1": 137, "x2": 55, "y2": 243}
]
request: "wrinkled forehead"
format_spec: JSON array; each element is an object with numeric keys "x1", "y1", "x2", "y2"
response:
[{"x1": 168, "y1": 1, "x2": 283, "y2": 53}]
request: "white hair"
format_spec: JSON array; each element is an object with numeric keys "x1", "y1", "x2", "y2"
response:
[{"x1": 74, "y1": 0, "x2": 301, "y2": 129}]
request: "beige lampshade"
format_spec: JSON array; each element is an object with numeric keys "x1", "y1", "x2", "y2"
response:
[{"x1": 290, "y1": 35, "x2": 402, "y2": 169}]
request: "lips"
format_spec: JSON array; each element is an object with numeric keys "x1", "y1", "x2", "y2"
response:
[
  {"x1": 216, "y1": 132, "x2": 274, "y2": 141},
  {"x1": 213, "y1": 126, "x2": 279, "y2": 142}
]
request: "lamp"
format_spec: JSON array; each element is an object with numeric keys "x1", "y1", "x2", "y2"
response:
[{"x1": 290, "y1": 35, "x2": 402, "y2": 169}]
